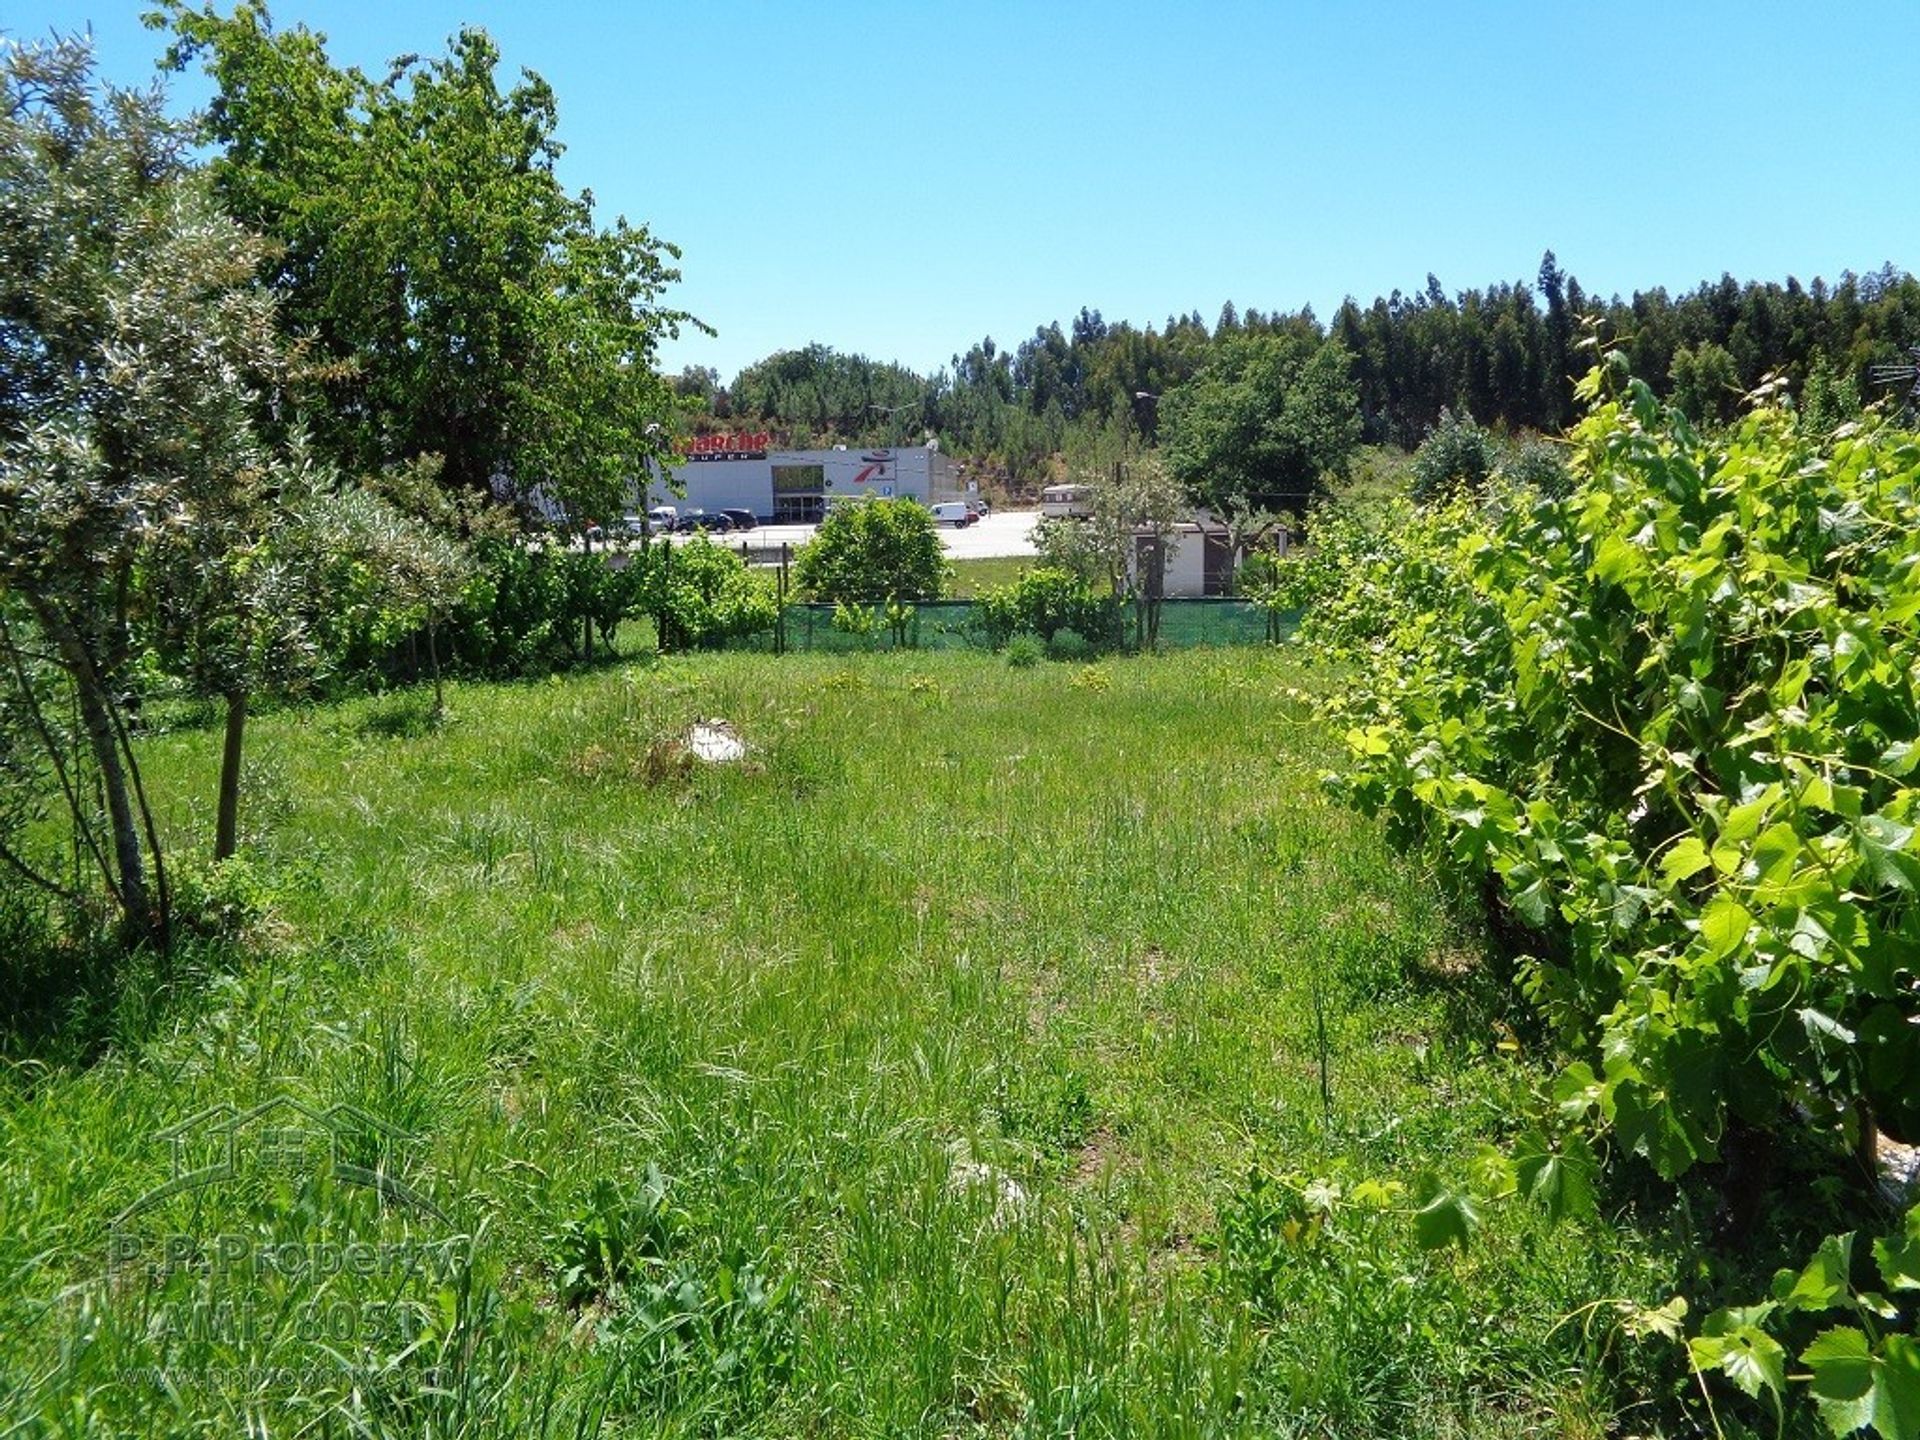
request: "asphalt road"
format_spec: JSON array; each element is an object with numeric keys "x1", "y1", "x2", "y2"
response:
[{"x1": 660, "y1": 510, "x2": 1039, "y2": 562}]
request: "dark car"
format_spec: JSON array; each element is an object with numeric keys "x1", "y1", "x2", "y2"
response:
[
  {"x1": 719, "y1": 508, "x2": 758, "y2": 531},
  {"x1": 673, "y1": 509, "x2": 732, "y2": 535}
]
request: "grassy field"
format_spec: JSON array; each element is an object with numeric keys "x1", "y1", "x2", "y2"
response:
[
  {"x1": 944, "y1": 556, "x2": 1034, "y2": 597},
  {"x1": 1, "y1": 650, "x2": 1674, "y2": 1436}
]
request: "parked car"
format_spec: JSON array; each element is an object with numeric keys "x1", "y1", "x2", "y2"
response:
[
  {"x1": 620, "y1": 513, "x2": 650, "y2": 537},
  {"x1": 673, "y1": 509, "x2": 732, "y2": 534},
  {"x1": 719, "y1": 508, "x2": 758, "y2": 531},
  {"x1": 930, "y1": 501, "x2": 976, "y2": 527}
]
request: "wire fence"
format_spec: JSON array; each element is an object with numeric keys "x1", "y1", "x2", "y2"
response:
[{"x1": 735, "y1": 598, "x2": 1296, "y2": 655}]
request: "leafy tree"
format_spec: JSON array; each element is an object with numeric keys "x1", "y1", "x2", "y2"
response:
[
  {"x1": 1158, "y1": 334, "x2": 1361, "y2": 521},
  {"x1": 1666, "y1": 341, "x2": 1742, "y2": 425},
  {"x1": 152, "y1": 2, "x2": 693, "y2": 528},
  {"x1": 1410, "y1": 408, "x2": 1498, "y2": 500},
  {"x1": 793, "y1": 499, "x2": 945, "y2": 646},
  {"x1": 0, "y1": 37, "x2": 300, "y2": 939}
]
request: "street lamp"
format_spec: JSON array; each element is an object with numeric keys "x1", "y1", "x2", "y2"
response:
[
  {"x1": 1130, "y1": 390, "x2": 1161, "y2": 445},
  {"x1": 868, "y1": 401, "x2": 920, "y2": 447}
]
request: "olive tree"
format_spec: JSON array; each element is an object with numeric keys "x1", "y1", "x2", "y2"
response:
[
  {"x1": 0, "y1": 38, "x2": 292, "y2": 939},
  {"x1": 0, "y1": 38, "x2": 438, "y2": 936}
]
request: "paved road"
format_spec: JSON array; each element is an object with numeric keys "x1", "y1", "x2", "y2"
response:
[
  {"x1": 941, "y1": 510, "x2": 1038, "y2": 559},
  {"x1": 592, "y1": 509, "x2": 1041, "y2": 562}
]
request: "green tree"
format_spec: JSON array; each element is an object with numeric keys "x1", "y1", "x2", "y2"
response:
[
  {"x1": 793, "y1": 499, "x2": 946, "y2": 646},
  {"x1": 1410, "y1": 408, "x2": 1498, "y2": 500},
  {"x1": 0, "y1": 37, "x2": 295, "y2": 939},
  {"x1": 1157, "y1": 334, "x2": 1361, "y2": 521},
  {"x1": 1667, "y1": 341, "x2": 1742, "y2": 425},
  {"x1": 152, "y1": 2, "x2": 694, "y2": 530}
]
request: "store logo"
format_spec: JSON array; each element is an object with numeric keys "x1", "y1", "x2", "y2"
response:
[{"x1": 686, "y1": 431, "x2": 771, "y2": 460}]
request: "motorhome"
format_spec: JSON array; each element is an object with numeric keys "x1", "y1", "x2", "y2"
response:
[{"x1": 1040, "y1": 484, "x2": 1092, "y2": 519}]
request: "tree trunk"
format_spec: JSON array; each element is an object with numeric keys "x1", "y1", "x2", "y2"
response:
[
  {"x1": 215, "y1": 688, "x2": 247, "y2": 862},
  {"x1": 39, "y1": 603, "x2": 152, "y2": 938},
  {"x1": 583, "y1": 530, "x2": 595, "y2": 662},
  {"x1": 427, "y1": 614, "x2": 444, "y2": 719}
]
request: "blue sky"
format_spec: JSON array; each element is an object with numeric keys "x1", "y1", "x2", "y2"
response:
[{"x1": 13, "y1": 1, "x2": 1919, "y2": 382}]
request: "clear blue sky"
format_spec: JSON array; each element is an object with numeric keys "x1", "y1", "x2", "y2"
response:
[{"x1": 12, "y1": 1, "x2": 1919, "y2": 382}]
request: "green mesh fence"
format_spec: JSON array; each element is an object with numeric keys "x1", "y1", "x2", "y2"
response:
[{"x1": 734, "y1": 600, "x2": 1296, "y2": 654}]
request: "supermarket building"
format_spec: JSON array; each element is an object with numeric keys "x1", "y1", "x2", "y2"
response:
[{"x1": 643, "y1": 434, "x2": 966, "y2": 523}]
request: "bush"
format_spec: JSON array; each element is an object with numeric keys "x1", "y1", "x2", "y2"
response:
[
  {"x1": 1005, "y1": 633, "x2": 1044, "y2": 668},
  {"x1": 1496, "y1": 436, "x2": 1573, "y2": 498},
  {"x1": 634, "y1": 536, "x2": 777, "y2": 652},
  {"x1": 1410, "y1": 408, "x2": 1497, "y2": 501},
  {"x1": 433, "y1": 539, "x2": 637, "y2": 678},
  {"x1": 793, "y1": 498, "x2": 944, "y2": 645},
  {"x1": 975, "y1": 568, "x2": 1122, "y2": 649},
  {"x1": 1323, "y1": 356, "x2": 1920, "y2": 1184},
  {"x1": 1046, "y1": 628, "x2": 1093, "y2": 662}
]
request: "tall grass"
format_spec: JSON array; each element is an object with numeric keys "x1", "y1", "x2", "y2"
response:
[{"x1": 0, "y1": 651, "x2": 1668, "y2": 1436}]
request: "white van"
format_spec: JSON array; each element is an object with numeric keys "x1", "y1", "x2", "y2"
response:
[{"x1": 930, "y1": 501, "x2": 975, "y2": 527}]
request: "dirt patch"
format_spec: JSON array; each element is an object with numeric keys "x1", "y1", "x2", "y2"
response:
[
  {"x1": 1419, "y1": 944, "x2": 1480, "y2": 980},
  {"x1": 1137, "y1": 944, "x2": 1177, "y2": 988},
  {"x1": 1068, "y1": 1126, "x2": 1127, "y2": 1189}
]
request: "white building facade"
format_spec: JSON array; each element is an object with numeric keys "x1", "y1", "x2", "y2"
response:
[{"x1": 645, "y1": 436, "x2": 963, "y2": 523}]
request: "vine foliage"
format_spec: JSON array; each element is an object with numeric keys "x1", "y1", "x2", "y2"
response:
[{"x1": 1298, "y1": 356, "x2": 1920, "y2": 1430}]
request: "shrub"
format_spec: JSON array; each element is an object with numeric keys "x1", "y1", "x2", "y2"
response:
[
  {"x1": 1410, "y1": 408, "x2": 1497, "y2": 501},
  {"x1": 1046, "y1": 628, "x2": 1093, "y2": 662},
  {"x1": 634, "y1": 536, "x2": 777, "y2": 652},
  {"x1": 1005, "y1": 633, "x2": 1044, "y2": 668},
  {"x1": 435, "y1": 539, "x2": 637, "y2": 678},
  {"x1": 975, "y1": 568, "x2": 1122, "y2": 649},
  {"x1": 1496, "y1": 436, "x2": 1573, "y2": 498},
  {"x1": 793, "y1": 498, "x2": 944, "y2": 646},
  {"x1": 1323, "y1": 356, "x2": 1920, "y2": 1185}
]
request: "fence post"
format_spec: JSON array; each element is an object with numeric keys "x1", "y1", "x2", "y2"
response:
[
  {"x1": 775, "y1": 546, "x2": 787, "y2": 656},
  {"x1": 661, "y1": 538, "x2": 672, "y2": 652}
]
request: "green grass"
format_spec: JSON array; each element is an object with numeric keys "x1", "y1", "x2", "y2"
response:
[
  {"x1": 944, "y1": 555, "x2": 1034, "y2": 597},
  {"x1": 0, "y1": 650, "x2": 1674, "y2": 1436}
]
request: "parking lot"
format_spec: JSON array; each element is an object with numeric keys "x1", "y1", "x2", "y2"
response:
[{"x1": 611, "y1": 509, "x2": 1039, "y2": 562}]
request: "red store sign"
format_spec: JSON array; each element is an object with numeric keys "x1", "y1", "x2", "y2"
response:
[{"x1": 686, "y1": 432, "x2": 772, "y2": 460}]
